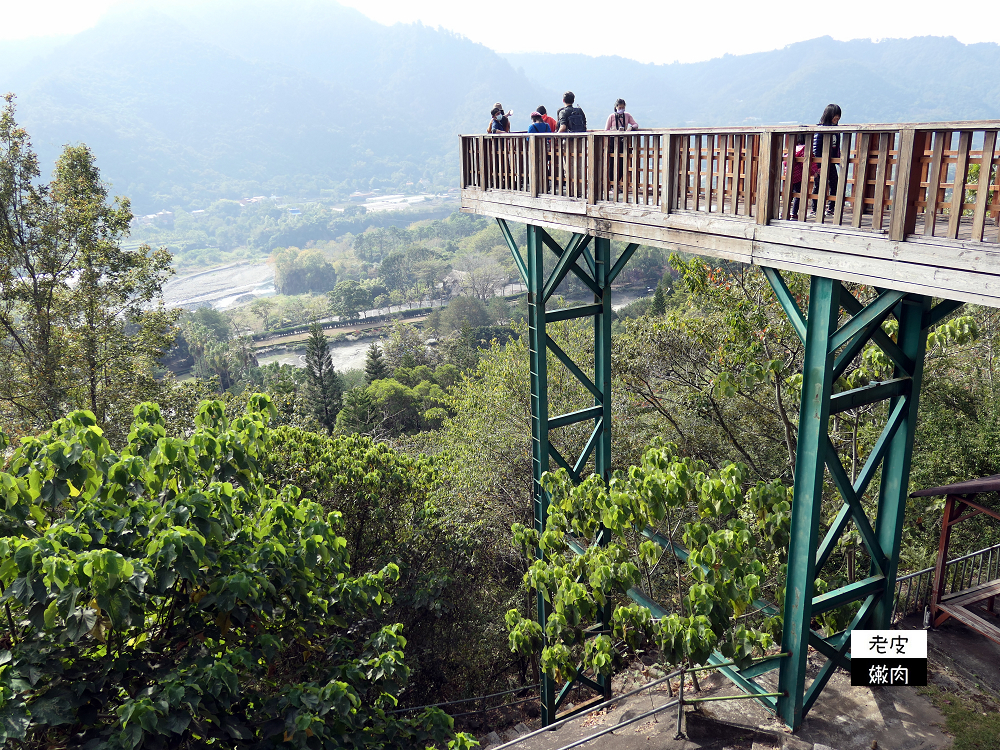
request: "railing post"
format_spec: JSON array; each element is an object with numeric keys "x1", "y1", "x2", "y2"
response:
[
  {"x1": 756, "y1": 130, "x2": 779, "y2": 225},
  {"x1": 587, "y1": 134, "x2": 597, "y2": 205},
  {"x1": 477, "y1": 135, "x2": 485, "y2": 191},
  {"x1": 662, "y1": 133, "x2": 675, "y2": 214},
  {"x1": 529, "y1": 135, "x2": 539, "y2": 199},
  {"x1": 889, "y1": 128, "x2": 925, "y2": 241},
  {"x1": 931, "y1": 495, "x2": 956, "y2": 625}
]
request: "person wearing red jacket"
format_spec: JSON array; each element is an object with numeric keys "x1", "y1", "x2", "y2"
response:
[{"x1": 536, "y1": 105, "x2": 558, "y2": 135}]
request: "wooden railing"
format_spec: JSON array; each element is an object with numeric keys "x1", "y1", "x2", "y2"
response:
[{"x1": 461, "y1": 122, "x2": 1000, "y2": 245}]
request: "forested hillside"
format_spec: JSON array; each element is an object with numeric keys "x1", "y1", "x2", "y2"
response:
[
  {"x1": 0, "y1": 0, "x2": 547, "y2": 210},
  {"x1": 2, "y1": 0, "x2": 1000, "y2": 213}
]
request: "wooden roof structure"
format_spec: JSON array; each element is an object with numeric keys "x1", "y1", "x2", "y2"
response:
[{"x1": 910, "y1": 474, "x2": 1000, "y2": 643}]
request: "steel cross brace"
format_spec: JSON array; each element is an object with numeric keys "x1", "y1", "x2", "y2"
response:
[
  {"x1": 762, "y1": 268, "x2": 962, "y2": 729},
  {"x1": 499, "y1": 220, "x2": 637, "y2": 725}
]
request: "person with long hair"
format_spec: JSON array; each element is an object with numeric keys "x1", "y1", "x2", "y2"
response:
[{"x1": 811, "y1": 103, "x2": 842, "y2": 215}]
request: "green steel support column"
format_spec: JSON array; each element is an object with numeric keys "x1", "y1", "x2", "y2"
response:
[
  {"x1": 870, "y1": 295, "x2": 930, "y2": 628},
  {"x1": 777, "y1": 277, "x2": 840, "y2": 729},
  {"x1": 526, "y1": 224, "x2": 555, "y2": 724},
  {"x1": 593, "y1": 236, "x2": 613, "y2": 698}
]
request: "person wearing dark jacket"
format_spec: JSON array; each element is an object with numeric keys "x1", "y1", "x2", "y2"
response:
[
  {"x1": 811, "y1": 104, "x2": 842, "y2": 215},
  {"x1": 557, "y1": 91, "x2": 587, "y2": 133},
  {"x1": 488, "y1": 107, "x2": 506, "y2": 134},
  {"x1": 488, "y1": 102, "x2": 511, "y2": 133}
]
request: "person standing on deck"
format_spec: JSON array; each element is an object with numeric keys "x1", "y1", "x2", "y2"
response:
[
  {"x1": 557, "y1": 92, "x2": 587, "y2": 132},
  {"x1": 488, "y1": 107, "x2": 507, "y2": 134},
  {"x1": 811, "y1": 103, "x2": 842, "y2": 216},
  {"x1": 488, "y1": 102, "x2": 511, "y2": 133},
  {"x1": 605, "y1": 99, "x2": 638, "y2": 132},
  {"x1": 527, "y1": 112, "x2": 552, "y2": 134},
  {"x1": 536, "y1": 105, "x2": 558, "y2": 134}
]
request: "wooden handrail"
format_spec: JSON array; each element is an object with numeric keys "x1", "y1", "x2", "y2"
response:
[{"x1": 461, "y1": 121, "x2": 1000, "y2": 246}]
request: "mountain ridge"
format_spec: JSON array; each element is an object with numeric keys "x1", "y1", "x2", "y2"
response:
[{"x1": 2, "y1": 5, "x2": 998, "y2": 213}]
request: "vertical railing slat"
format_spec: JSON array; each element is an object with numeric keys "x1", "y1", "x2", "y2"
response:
[
  {"x1": 816, "y1": 132, "x2": 833, "y2": 224},
  {"x1": 947, "y1": 131, "x2": 971, "y2": 239},
  {"x1": 851, "y1": 132, "x2": 872, "y2": 228},
  {"x1": 832, "y1": 131, "x2": 851, "y2": 225},
  {"x1": 779, "y1": 134, "x2": 794, "y2": 220},
  {"x1": 872, "y1": 133, "x2": 891, "y2": 231},
  {"x1": 924, "y1": 131, "x2": 947, "y2": 236},
  {"x1": 971, "y1": 130, "x2": 998, "y2": 241}
]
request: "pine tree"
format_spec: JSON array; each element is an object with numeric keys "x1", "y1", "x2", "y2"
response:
[
  {"x1": 651, "y1": 282, "x2": 667, "y2": 316},
  {"x1": 365, "y1": 342, "x2": 388, "y2": 384},
  {"x1": 304, "y1": 323, "x2": 342, "y2": 432},
  {"x1": 336, "y1": 387, "x2": 379, "y2": 435}
]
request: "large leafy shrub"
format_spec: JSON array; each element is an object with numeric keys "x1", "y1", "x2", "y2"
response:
[
  {"x1": 0, "y1": 396, "x2": 474, "y2": 749},
  {"x1": 263, "y1": 428, "x2": 518, "y2": 704}
]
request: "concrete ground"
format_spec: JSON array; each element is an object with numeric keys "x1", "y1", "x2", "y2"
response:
[{"x1": 478, "y1": 616, "x2": 1000, "y2": 750}]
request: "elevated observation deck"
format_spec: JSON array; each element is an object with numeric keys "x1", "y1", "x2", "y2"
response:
[{"x1": 460, "y1": 123, "x2": 1000, "y2": 307}]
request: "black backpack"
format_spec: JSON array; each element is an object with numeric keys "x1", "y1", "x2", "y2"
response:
[{"x1": 560, "y1": 106, "x2": 587, "y2": 133}]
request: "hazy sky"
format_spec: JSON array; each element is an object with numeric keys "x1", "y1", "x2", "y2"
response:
[{"x1": 5, "y1": 0, "x2": 999, "y2": 64}]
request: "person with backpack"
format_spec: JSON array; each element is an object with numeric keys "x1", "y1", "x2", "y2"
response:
[
  {"x1": 557, "y1": 92, "x2": 587, "y2": 133},
  {"x1": 811, "y1": 103, "x2": 842, "y2": 215},
  {"x1": 605, "y1": 99, "x2": 638, "y2": 131},
  {"x1": 527, "y1": 111, "x2": 551, "y2": 134},
  {"x1": 536, "y1": 105, "x2": 558, "y2": 134}
]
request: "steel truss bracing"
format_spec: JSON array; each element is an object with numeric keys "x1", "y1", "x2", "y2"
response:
[
  {"x1": 500, "y1": 215, "x2": 964, "y2": 730},
  {"x1": 499, "y1": 219, "x2": 639, "y2": 725},
  {"x1": 762, "y1": 270, "x2": 961, "y2": 728}
]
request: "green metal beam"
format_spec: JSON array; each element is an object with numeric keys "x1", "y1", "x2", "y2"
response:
[
  {"x1": 547, "y1": 303, "x2": 603, "y2": 323},
  {"x1": 707, "y1": 654, "x2": 779, "y2": 710},
  {"x1": 870, "y1": 296, "x2": 930, "y2": 629},
  {"x1": 926, "y1": 298, "x2": 965, "y2": 328},
  {"x1": 823, "y1": 440, "x2": 887, "y2": 573},
  {"x1": 839, "y1": 288, "x2": 914, "y2": 376},
  {"x1": 546, "y1": 336, "x2": 601, "y2": 399},
  {"x1": 549, "y1": 405, "x2": 604, "y2": 430},
  {"x1": 811, "y1": 575, "x2": 884, "y2": 614},
  {"x1": 829, "y1": 378, "x2": 910, "y2": 414},
  {"x1": 777, "y1": 275, "x2": 840, "y2": 729},
  {"x1": 735, "y1": 656, "x2": 783, "y2": 679},
  {"x1": 814, "y1": 502, "x2": 853, "y2": 573},
  {"x1": 539, "y1": 228, "x2": 600, "y2": 296},
  {"x1": 762, "y1": 267, "x2": 807, "y2": 344},
  {"x1": 853, "y1": 396, "x2": 909, "y2": 499},
  {"x1": 573, "y1": 422, "x2": 603, "y2": 476},
  {"x1": 762, "y1": 267, "x2": 943, "y2": 728},
  {"x1": 582, "y1": 245, "x2": 597, "y2": 277},
  {"x1": 548, "y1": 444, "x2": 580, "y2": 483},
  {"x1": 828, "y1": 290, "x2": 906, "y2": 353},
  {"x1": 608, "y1": 242, "x2": 640, "y2": 285},
  {"x1": 543, "y1": 234, "x2": 592, "y2": 302},
  {"x1": 592, "y1": 235, "x2": 614, "y2": 699},
  {"x1": 525, "y1": 224, "x2": 555, "y2": 725},
  {"x1": 497, "y1": 218, "x2": 528, "y2": 285}
]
